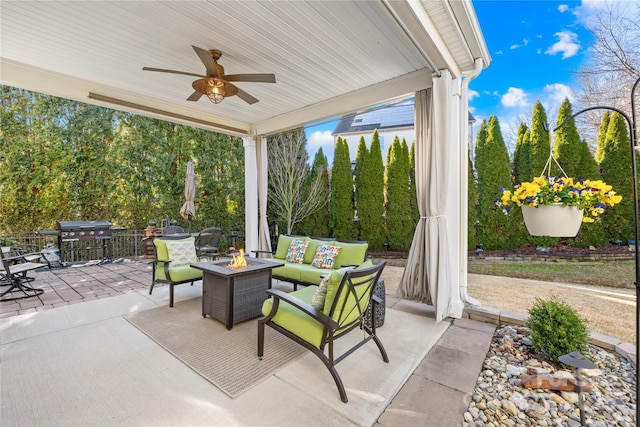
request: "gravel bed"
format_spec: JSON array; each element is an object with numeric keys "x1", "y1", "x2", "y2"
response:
[{"x1": 464, "y1": 325, "x2": 636, "y2": 427}]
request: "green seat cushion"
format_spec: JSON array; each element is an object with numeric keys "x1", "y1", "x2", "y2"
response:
[
  {"x1": 299, "y1": 266, "x2": 330, "y2": 286},
  {"x1": 262, "y1": 286, "x2": 324, "y2": 347},
  {"x1": 272, "y1": 262, "x2": 309, "y2": 282},
  {"x1": 155, "y1": 264, "x2": 202, "y2": 283},
  {"x1": 332, "y1": 241, "x2": 368, "y2": 269}
]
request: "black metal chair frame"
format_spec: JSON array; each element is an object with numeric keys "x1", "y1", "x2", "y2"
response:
[
  {"x1": 258, "y1": 260, "x2": 388, "y2": 403},
  {"x1": 0, "y1": 247, "x2": 47, "y2": 301},
  {"x1": 194, "y1": 227, "x2": 223, "y2": 258}
]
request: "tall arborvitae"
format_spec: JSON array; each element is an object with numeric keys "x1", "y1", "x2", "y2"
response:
[
  {"x1": 474, "y1": 120, "x2": 488, "y2": 179},
  {"x1": 468, "y1": 153, "x2": 479, "y2": 250},
  {"x1": 408, "y1": 141, "x2": 419, "y2": 228},
  {"x1": 520, "y1": 129, "x2": 533, "y2": 181},
  {"x1": 385, "y1": 136, "x2": 413, "y2": 250},
  {"x1": 330, "y1": 137, "x2": 356, "y2": 239},
  {"x1": 553, "y1": 98, "x2": 582, "y2": 177},
  {"x1": 476, "y1": 116, "x2": 522, "y2": 249},
  {"x1": 571, "y1": 139, "x2": 608, "y2": 248},
  {"x1": 600, "y1": 113, "x2": 635, "y2": 241},
  {"x1": 354, "y1": 136, "x2": 368, "y2": 239},
  {"x1": 513, "y1": 123, "x2": 530, "y2": 184},
  {"x1": 529, "y1": 101, "x2": 550, "y2": 177},
  {"x1": 356, "y1": 131, "x2": 386, "y2": 250},
  {"x1": 595, "y1": 111, "x2": 611, "y2": 164},
  {"x1": 297, "y1": 148, "x2": 331, "y2": 237}
]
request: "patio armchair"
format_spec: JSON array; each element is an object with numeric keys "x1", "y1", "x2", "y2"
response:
[
  {"x1": 258, "y1": 260, "x2": 388, "y2": 403},
  {"x1": 0, "y1": 246, "x2": 47, "y2": 301},
  {"x1": 150, "y1": 237, "x2": 202, "y2": 307},
  {"x1": 194, "y1": 227, "x2": 223, "y2": 258}
]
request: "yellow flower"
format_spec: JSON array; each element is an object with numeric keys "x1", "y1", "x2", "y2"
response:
[{"x1": 582, "y1": 217, "x2": 595, "y2": 223}]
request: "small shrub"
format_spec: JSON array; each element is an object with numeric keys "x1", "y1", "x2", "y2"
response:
[{"x1": 527, "y1": 296, "x2": 589, "y2": 362}]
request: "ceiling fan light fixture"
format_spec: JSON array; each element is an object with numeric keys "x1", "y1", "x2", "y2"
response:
[{"x1": 206, "y1": 78, "x2": 225, "y2": 104}]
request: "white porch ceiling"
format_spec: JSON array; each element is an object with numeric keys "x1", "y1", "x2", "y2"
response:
[{"x1": 0, "y1": 0, "x2": 490, "y2": 136}]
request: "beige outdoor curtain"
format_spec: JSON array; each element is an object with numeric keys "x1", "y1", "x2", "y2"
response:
[
  {"x1": 257, "y1": 136, "x2": 272, "y2": 256},
  {"x1": 397, "y1": 71, "x2": 453, "y2": 322}
]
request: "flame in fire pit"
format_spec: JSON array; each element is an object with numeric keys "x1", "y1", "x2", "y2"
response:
[{"x1": 228, "y1": 249, "x2": 247, "y2": 269}]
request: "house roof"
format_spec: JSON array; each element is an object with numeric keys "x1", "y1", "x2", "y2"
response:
[
  {"x1": 0, "y1": 1, "x2": 490, "y2": 137},
  {"x1": 333, "y1": 102, "x2": 476, "y2": 135}
]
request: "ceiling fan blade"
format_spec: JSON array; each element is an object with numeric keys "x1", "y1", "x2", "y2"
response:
[
  {"x1": 233, "y1": 85, "x2": 260, "y2": 105},
  {"x1": 192, "y1": 45, "x2": 219, "y2": 77},
  {"x1": 224, "y1": 73, "x2": 276, "y2": 83},
  {"x1": 187, "y1": 91, "x2": 203, "y2": 102},
  {"x1": 142, "y1": 67, "x2": 205, "y2": 78}
]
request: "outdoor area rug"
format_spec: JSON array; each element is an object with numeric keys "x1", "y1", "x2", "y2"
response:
[{"x1": 124, "y1": 297, "x2": 307, "y2": 398}]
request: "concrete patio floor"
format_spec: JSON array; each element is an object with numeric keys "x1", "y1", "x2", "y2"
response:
[{"x1": 0, "y1": 258, "x2": 495, "y2": 426}]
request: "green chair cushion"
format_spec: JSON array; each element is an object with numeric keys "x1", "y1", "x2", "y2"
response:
[
  {"x1": 262, "y1": 286, "x2": 324, "y2": 347},
  {"x1": 332, "y1": 241, "x2": 368, "y2": 269},
  {"x1": 274, "y1": 235, "x2": 295, "y2": 260},
  {"x1": 324, "y1": 260, "x2": 373, "y2": 317},
  {"x1": 155, "y1": 264, "x2": 202, "y2": 282},
  {"x1": 299, "y1": 265, "x2": 329, "y2": 285},
  {"x1": 272, "y1": 262, "x2": 309, "y2": 282}
]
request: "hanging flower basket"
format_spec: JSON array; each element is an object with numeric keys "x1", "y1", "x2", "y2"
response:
[
  {"x1": 497, "y1": 176, "x2": 622, "y2": 238},
  {"x1": 521, "y1": 203, "x2": 583, "y2": 237}
]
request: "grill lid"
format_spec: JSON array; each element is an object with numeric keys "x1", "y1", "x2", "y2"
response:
[{"x1": 56, "y1": 220, "x2": 111, "y2": 230}]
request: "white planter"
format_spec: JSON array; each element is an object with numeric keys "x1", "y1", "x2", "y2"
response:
[{"x1": 521, "y1": 204, "x2": 584, "y2": 237}]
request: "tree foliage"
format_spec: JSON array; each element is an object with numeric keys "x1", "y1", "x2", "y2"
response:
[
  {"x1": 600, "y1": 112, "x2": 635, "y2": 241},
  {"x1": 297, "y1": 148, "x2": 331, "y2": 237},
  {"x1": 475, "y1": 116, "x2": 523, "y2": 249},
  {"x1": 553, "y1": 98, "x2": 582, "y2": 178},
  {"x1": 385, "y1": 136, "x2": 413, "y2": 251},
  {"x1": 529, "y1": 101, "x2": 550, "y2": 177},
  {"x1": 330, "y1": 137, "x2": 356, "y2": 239},
  {"x1": 355, "y1": 131, "x2": 386, "y2": 250},
  {"x1": 0, "y1": 86, "x2": 245, "y2": 234}
]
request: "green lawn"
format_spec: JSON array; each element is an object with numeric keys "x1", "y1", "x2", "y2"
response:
[{"x1": 467, "y1": 259, "x2": 635, "y2": 288}]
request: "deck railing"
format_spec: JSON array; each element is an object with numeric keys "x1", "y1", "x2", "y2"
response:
[{"x1": 1, "y1": 229, "x2": 148, "y2": 262}]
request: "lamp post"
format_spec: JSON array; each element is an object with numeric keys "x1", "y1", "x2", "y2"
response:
[{"x1": 544, "y1": 76, "x2": 639, "y2": 424}]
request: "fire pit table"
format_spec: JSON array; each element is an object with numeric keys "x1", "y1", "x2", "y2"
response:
[{"x1": 190, "y1": 257, "x2": 284, "y2": 330}]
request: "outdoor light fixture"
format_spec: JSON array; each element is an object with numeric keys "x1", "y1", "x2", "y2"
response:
[
  {"x1": 545, "y1": 76, "x2": 639, "y2": 424},
  {"x1": 559, "y1": 351, "x2": 598, "y2": 426},
  {"x1": 205, "y1": 78, "x2": 226, "y2": 104}
]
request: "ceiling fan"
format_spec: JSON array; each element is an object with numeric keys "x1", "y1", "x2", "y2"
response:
[{"x1": 143, "y1": 45, "x2": 276, "y2": 105}]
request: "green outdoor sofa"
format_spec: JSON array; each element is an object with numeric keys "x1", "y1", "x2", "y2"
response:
[{"x1": 256, "y1": 235, "x2": 369, "y2": 290}]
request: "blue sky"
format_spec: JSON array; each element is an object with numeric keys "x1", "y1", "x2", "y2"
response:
[{"x1": 305, "y1": 1, "x2": 611, "y2": 163}]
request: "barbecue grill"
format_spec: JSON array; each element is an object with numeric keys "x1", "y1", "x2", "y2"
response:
[{"x1": 39, "y1": 221, "x2": 112, "y2": 263}]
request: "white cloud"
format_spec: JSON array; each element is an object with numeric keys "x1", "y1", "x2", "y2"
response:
[
  {"x1": 558, "y1": 4, "x2": 569, "y2": 13},
  {"x1": 546, "y1": 31, "x2": 580, "y2": 59},
  {"x1": 468, "y1": 89, "x2": 480, "y2": 100},
  {"x1": 501, "y1": 87, "x2": 529, "y2": 108},
  {"x1": 307, "y1": 130, "x2": 334, "y2": 148},
  {"x1": 544, "y1": 83, "x2": 575, "y2": 104},
  {"x1": 495, "y1": 50, "x2": 504, "y2": 55},
  {"x1": 510, "y1": 39, "x2": 529, "y2": 50}
]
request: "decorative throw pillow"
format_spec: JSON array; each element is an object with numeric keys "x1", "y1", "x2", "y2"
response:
[
  {"x1": 285, "y1": 239, "x2": 309, "y2": 264},
  {"x1": 165, "y1": 239, "x2": 197, "y2": 266},
  {"x1": 310, "y1": 274, "x2": 331, "y2": 310},
  {"x1": 310, "y1": 243, "x2": 342, "y2": 269}
]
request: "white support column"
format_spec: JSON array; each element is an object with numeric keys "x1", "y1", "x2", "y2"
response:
[
  {"x1": 445, "y1": 77, "x2": 464, "y2": 318},
  {"x1": 243, "y1": 136, "x2": 259, "y2": 255}
]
